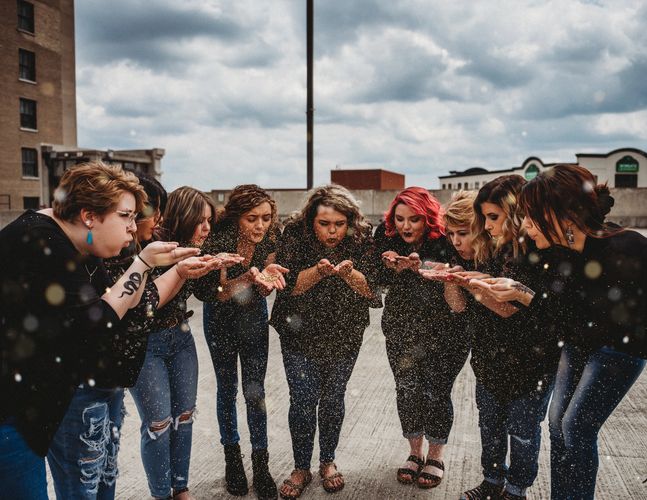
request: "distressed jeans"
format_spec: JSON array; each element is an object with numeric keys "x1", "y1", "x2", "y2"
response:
[
  {"x1": 0, "y1": 420, "x2": 48, "y2": 500},
  {"x1": 203, "y1": 299, "x2": 269, "y2": 451},
  {"x1": 475, "y1": 381, "x2": 553, "y2": 497},
  {"x1": 129, "y1": 323, "x2": 199, "y2": 499},
  {"x1": 48, "y1": 386, "x2": 125, "y2": 500},
  {"x1": 549, "y1": 344, "x2": 646, "y2": 500}
]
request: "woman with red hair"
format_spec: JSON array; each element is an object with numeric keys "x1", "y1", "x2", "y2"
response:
[{"x1": 375, "y1": 187, "x2": 469, "y2": 490}]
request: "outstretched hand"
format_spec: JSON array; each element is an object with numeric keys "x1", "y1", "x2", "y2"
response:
[
  {"x1": 381, "y1": 251, "x2": 421, "y2": 272},
  {"x1": 139, "y1": 241, "x2": 200, "y2": 267}
]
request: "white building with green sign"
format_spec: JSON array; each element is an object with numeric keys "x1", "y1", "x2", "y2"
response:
[{"x1": 438, "y1": 148, "x2": 646, "y2": 190}]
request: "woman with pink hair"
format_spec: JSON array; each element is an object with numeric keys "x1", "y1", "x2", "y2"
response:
[{"x1": 375, "y1": 187, "x2": 469, "y2": 490}]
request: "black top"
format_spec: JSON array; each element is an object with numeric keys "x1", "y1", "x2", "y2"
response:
[
  {"x1": 193, "y1": 220, "x2": 277, "y2": 308},
  {"x1": 469, "y1": 244, "x2": 573, "y2": 401},
  {"x1": 571, "y1": 230, "x2": 647, "y2": 358},
  {"x1": 373, "y1": 223, "x2": 457, "y2": 342},
  {"x1": 269, "y1": 221, "x2": 380, "y2": 361},
  {"x1": 103, "y1": 242, "x2": 160, "y2": 388},
  {"x1": 0, "y1": 211, "x2": 125, "y2": 456}
]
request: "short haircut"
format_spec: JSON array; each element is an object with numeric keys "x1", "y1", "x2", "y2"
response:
[{"x1": 53, "y1": 161, "x2": 146, "y2": 221}]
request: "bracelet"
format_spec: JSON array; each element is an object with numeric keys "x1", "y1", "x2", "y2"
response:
[{"x1": 137, "y1": 254, "x2": 154, "y2": 270}]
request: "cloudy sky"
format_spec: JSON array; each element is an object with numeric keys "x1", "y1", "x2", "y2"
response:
[{"x1": 75, "y1": 0, "x2": 647, "y2": 191}]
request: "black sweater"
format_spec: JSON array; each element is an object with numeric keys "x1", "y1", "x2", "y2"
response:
[
  {"x1": 269, "y1": 221, "x2": 380, "y2": 361},
  {"x1": 0, "y1": 211, "x2": 127, "y2": 456},
  {"x1": 373, "y1": 223, "x2": 458, "y2": 344},
  {"x1": 193, "y1": 221, "x2": 277, "y2": 308},
  {"x1": 569, "y1": 230, "x2": 647, "y2": 359},
  {"x1": 470, "y1": 245, "x2": 575, "y2": 401}
]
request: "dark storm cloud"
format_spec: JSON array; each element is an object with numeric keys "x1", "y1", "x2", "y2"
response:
[{"x1": 76, "y1": 0, "x2": 248, "y2": 68}]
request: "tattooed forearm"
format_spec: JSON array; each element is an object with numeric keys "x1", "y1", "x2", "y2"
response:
[
  {"x1": 513, "y1": 281, "x2": 535, "y2": 297},
  {"x1": 118, "y1": 272, "x2": 143, "y2": 298}
]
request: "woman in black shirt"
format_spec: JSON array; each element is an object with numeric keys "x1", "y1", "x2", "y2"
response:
[
  {"x1": 271, "y1": 185, "x2": 378, "y2": 499},
  {"x1": 0, "y1": 162, "x2": 196, "y2": 499},
  {"x1": 194, "y1": 185, "x2": 287, "y2": 499},
  {"x1": 374, "y1": 187, "x2": 465, "y2": 490},
  {"x1": 518, "y1": 164, "x2": 646, "y2": 500}
]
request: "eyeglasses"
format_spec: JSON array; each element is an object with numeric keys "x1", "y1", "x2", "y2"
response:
[{"x1": 116, "y1": 210, "x2": 139, "y2": 225}]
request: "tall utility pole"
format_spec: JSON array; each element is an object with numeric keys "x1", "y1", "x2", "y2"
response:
[{"x1": 306, "y1": 0, "x2": 314, "y2": 189}]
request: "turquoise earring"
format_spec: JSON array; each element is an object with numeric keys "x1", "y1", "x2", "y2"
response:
[{"x1": 85, "y1": 221, "x2": 93, "y2": 245}]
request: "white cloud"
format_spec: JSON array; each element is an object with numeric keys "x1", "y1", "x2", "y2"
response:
[{"x1": 75, "y1": 0, "x2": 647, "y2": 191}]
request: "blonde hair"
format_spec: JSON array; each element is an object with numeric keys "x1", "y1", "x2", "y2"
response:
[
  {"x1": 53, "y1": 161, "x2": 146, "y2": 221},
  {"x1": 444, "y1": 190, "x2": 477, "y2": 228},
  {"x1": 290, "y1": 184, "x2": 372, "y2": 243},
  {"x1": 161, "y1": 186, "x2": 216, "y2": 245}
]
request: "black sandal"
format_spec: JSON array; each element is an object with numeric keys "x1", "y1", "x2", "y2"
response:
[
  {"x1": 417, "y1": 457, "x2": 444, "y2": 489},
  {"x1": 397, "y1": 455, "x2": 424, "y2": 484}
]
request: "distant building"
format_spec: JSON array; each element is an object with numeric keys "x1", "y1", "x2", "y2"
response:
[
  {"x1": 331, "y1": 168, "x2": 405, "y2": 190},
  {"x1": 0, "y1": 0, "x2": 164, "y2": 227},
  {"x1": 438, "y1": 148, "x2": 647, "y2": 190},
  {"x1": 1, "y1": 0, "x2": 77, "y2": 211}
]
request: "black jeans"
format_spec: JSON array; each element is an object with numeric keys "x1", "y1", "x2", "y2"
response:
[{"x1": 385, "y1": 329, "x2": 469, "y2": 443}]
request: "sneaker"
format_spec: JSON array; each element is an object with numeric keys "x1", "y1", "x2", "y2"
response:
[
  {"x1": 460, "y1": 480, "x2": 504, "y2": 500},
  {"x1": 501, "y1": 490, "x2": 526, "y2": 500}
]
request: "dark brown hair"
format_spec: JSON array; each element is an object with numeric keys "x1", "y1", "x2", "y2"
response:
[
  {"x1": 519, "y1": 164, "x2": 619, "y2": 245},
  {"x1": 161, "y1": 186, "x2": 216, "y2": 245},
  {"x1": 218, "y1": 184, "x2": 278, "y2": 239}
]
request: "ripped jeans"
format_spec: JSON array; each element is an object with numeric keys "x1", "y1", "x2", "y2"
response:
[
  {"x1": 475, "y1": 381, "x2": 553, "y2": 497},
  {"x1": 130, "y1": 323, "x2": 198, "y2": 499},
  {"x1": 47, "y1": 385, "x2": 125, "y2": 500}
]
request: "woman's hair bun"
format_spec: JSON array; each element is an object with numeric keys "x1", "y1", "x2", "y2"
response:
[{"x1": 594, "y1": 184, "x2": 614, "y2": 217}]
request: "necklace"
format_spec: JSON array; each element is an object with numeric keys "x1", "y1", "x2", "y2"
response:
[{"x1": 84, "y1": 264, "x2": 98, "y2": 283}]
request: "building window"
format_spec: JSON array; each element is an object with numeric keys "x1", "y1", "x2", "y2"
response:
[
  {"x1": 475, "y1": 182, "x2": 480, "y2": 188},
  {"x1": 457, "y1": 182, "x2": 462, "y2": 189},
  {"x1": 23, "y1": 196, "x2": 40, "y2": 210},
  {"x1": 19, "y1": 49, "x2": 36, "y2": 81},
  {"x1": 615, "y1": 174, "x2": 637, "y2": 188},
  {"x1": 17, "y1": 0, "x2": 35, "y2": 33},
  {"x1": 447, "y1": 183, "x2": 452, "y2": 189},
  {"x1": 19, "y1": 98, "x2": 37, "y2": 129},
  {"x1": 21, "y1": 147, "x2": 38, "y2": 177},
  {"x1": 442, "y1": 184, "x2": 446, "y2": 189}
]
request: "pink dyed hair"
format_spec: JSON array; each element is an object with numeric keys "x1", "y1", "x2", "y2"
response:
[{"x1": 383, "y1": 187, "x2": 445, "y2": 240}]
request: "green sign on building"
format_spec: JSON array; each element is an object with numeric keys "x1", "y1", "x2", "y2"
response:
[
  {"x1": 616, "y1": 156, "x2": 639, "y2": 173},
  {"x1": 524, "y1": 164, "x2": 540, "y2": 180}
]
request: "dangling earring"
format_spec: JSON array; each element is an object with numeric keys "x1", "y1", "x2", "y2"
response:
[
  {"x1": 85, "y1": 221, "x2": 93, "y2": 245},
  {"x1": 565, "y1": 226, "x2": 575, "y2": 247}
]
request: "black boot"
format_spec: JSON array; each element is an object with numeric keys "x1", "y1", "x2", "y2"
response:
[
  {"x1": 224, "y1": 443, "x2": 248, "y2": 496},
  {"x1": 251, "y1": 449, "x2": 277, "y2": 500}
]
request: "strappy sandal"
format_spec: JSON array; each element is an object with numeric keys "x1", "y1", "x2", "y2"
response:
[
  {"x1": 279, "y1": 469, "x2": 312, "y2": 500},
  {"x1": 397, "y1": 454, "x2": 425, "y2": 484},
  {"x1": 319, "y1": 462, "x2": 345, "y2": 494},
  {"x1": 417, "y1": 457, "x2": 444, "y2": 489}
]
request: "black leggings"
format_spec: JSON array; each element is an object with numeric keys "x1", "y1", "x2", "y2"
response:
[{"x1": 384, "y1": 326, "x2": 469, "y2": 443}]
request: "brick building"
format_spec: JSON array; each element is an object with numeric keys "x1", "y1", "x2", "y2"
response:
[{"x1": 0, "y1": 0, "x2": 77, "y2": 211}]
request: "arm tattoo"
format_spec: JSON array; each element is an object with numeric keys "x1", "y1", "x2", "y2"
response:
[
  {"x1": 118, "y1": 272, "x2": 143, "y2": 298},
  {"x1": 512, "y1": 282, "x2": 535, "y2": 297}
]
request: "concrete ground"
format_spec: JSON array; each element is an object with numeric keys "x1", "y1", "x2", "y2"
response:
[{"x1": 49, "y1": 295, "x2": 647, "y2": 499}]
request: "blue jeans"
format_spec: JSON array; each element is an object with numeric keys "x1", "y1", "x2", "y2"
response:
[
  {"x1": 203, "y1": 300, "x2": 269, "y2": 451},
  {"x1": 475, "y1": 382, "x2": 553, "y2": 497},
  {"x1": 48, "y1": 386, "x2": 125, "y2": 500},
  {"x1": 549, "y1": 344, "x2": 645, "y2": 500},
  {"x1": 129, "y1": 323, "x2": 199, "y2": 498},
  {"x1": 0, "y1": 422, "x2": 48, "y2": 500},
  {"x1": 282, "y1": 348, "x2": 359, "y2": 470}
]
